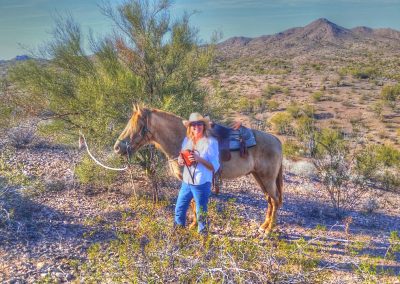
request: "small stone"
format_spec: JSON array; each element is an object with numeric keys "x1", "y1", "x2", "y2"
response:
[{"x1": 36, "y1": 262, "x2": 45, "y2": 270}]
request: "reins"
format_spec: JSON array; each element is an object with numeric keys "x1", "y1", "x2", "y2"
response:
[{"x1": 79, "y1": 131, "x2": 129, "y2": 171}]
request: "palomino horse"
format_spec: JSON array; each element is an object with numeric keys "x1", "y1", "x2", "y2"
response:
[{"x1": 114, "y1": 105, "x2": 283, "y2": 234}]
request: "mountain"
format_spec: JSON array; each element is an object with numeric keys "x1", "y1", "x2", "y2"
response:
[{"x1": 217, "y1": 18, "x2": 400, "y2": 59}]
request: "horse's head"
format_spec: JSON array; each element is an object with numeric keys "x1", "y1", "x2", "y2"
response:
[{"x1": 114, "y1": 105, "x2": 152, "y2": 156}]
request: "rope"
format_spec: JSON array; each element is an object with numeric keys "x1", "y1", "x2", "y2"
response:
[{"x1": 79, "y1": 131, "x2": 128, "y2": 171}]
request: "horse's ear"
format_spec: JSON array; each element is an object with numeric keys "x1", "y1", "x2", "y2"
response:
[
  {"x1": 132, "y1": 103, "x2": 141, "y2": 114},
  {"x1": 136, "y1": 104, "x2": 142, "y2": 115}
]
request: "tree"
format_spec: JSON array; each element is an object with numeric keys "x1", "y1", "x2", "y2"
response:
[
  {"x1": 101, "y1": 0, "x2": 216, "y2": 117},
  {"x1": 8, "y1": 0, "x2": 216, "y2": 145},
  {"x1": 7, "y1": 0, "x2": 217, "y2": 200}
]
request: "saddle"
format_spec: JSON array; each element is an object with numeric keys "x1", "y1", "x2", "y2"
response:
[{"x1": 209, "y1": 123, "x2": 256, "y2": 162}]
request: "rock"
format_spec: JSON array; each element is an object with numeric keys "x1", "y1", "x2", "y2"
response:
[{"x1": 36, "y1": 262, "x2": 46, "y2": 270}]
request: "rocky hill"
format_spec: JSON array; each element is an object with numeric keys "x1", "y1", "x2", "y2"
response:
[{"x1": 217, "y1": 18, "x2": 400, "y2": 60}]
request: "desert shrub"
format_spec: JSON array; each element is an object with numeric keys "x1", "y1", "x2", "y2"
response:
[
  {"x1": 339, "y1": 66, "x2": 378, "y2": 79},
  {"x1": 0, "y1": 147, "x2": 44, "y2": 198},
  {"x1": 283, "y1": 139, "x2": 304, "y2": 158},
  {"x1": 287, "y1": 102, "x2": 315, "y2": 120},
  {"x1": 351, "y1": 67, "x2": 378, "y2": 79},
  {"x1": 266, "y1": 99, "x2": 279, "y2": 111},
  {"x1": 295, "y1": 116, "x2": 314, "y2": 136},
  {"x1": 355, "y1": 143, "x2": 400, "y2": 193},
  {"x1": 375, "y1": 144, "x2": 400, "y2": 168},
  {"x1": 74, "y1": 155, "x2": 121, "y2": 188},
  {"x1": 381, "y1": 84, "x2": 400, "y2": 104},
  {"x1": 253, "y1": 97, "x2": 266, "y2": 112},
  {"x1": 263, "y1": 84, "x2": 284, "y2": 99},
  {"x1": 236, "y1": 97, "x2": 253, "y2": 113},
  {"x1": 370, "y1": 100, "x2": 384, "y2": 120},
  {"x1": 312, "y1": 91, "x2": 323, "y2": 102},
  {"x1": 269, "y1": 112, "x2": 294, "y2": 135},
  {"x1": 7, "y1": 126, "x2": 36, "y2": 148},
  {"x1": 286, "y1": 102, "x2": 302, "y2": 118},
  {"x1": 380, "y1": 170, "x2": 400, "y2": 192},
  {"x1": 311, "y1": 129, "x2": 372, "y2": 215}
]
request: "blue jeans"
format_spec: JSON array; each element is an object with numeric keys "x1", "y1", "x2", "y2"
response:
[{"x1": 174, "y1": 182, "x2": 211, "y2": 233}]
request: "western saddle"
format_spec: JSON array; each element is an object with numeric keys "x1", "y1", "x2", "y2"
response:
[{"x1": 209, "y1": 123, "x2": 256, "y2": 193}]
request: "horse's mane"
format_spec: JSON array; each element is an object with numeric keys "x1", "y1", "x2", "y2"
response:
[
  {"x1": 151, "y1": 108, "x2": 183, "y2": 122},
  {"x1": 128, "y1": 107, "x2": 183, "y2": 134}
]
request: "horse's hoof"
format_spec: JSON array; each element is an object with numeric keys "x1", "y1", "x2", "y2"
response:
[{"x1": 264, "y1": 229, "x2": 272, "y2": 235}]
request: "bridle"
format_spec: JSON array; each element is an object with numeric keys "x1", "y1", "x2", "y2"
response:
[{"x1": 118, "y1": 111, "x2": 153, "y2": 162}]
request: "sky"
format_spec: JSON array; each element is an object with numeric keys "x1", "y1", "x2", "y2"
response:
[{"x1": 1, "y1": 0, "x2": 400, "y2": 60}]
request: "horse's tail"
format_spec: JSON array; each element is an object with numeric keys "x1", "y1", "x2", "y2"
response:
[{"x1": 276, "y1": 163, "x2": 283, "y2": 206}]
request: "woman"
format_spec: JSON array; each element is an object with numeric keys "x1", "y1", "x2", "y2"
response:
[{"x1": 175, "y1": 113, "x2": 220, "y2": 235}]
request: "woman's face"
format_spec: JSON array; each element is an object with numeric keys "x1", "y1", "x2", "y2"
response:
[{"x1": 190, "y1": 121, "x2": 204, "y2": 139}]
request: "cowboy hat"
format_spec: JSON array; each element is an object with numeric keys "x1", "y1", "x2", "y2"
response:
[{"x1": 182, "y1": 113, "x2": 210, "y2": 129}]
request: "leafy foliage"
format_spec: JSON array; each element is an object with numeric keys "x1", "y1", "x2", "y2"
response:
[
  {"x1": 8, "y1": 0, "x2": 216, "y2": 147},
  {"x1": 311, "y1": 129, "x2": 370, "y2": 215},
  {"x1": 270, "y1": 112, "x2": 294, "y2": 135},
  {"x1": 381, "y1": 83, "x2": 400, "y2": 104}
]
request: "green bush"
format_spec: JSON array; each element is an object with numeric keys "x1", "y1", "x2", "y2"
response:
[
  {"x1": 339, "y1": 66, "x2": 378, "y2": 79},
  {"x1": 351, "y1": 67, "x2": 378, "y2": 79},
  {"x1": 371, "y1": 100, "x2": 384, "y2": 119},
  {"x1": 263, "y1": 85, "x2": 284, "y2": 99},
  {"x1": 286, "y1": 102, "x2": 302, "y2": 118},
  {"x1": 269, "y1": 112, "x2": 294, "y2": 135},
  {"x1": 266, "y1": 99, "x2": 279, "y2": 111},
  {"x1": 375, "y1": 144, "x2": 400, "y2": 168},
  {"x1": 312, "y1": 91, "x2": 323, "y2": 102},
  {"x1": 74, "y1": 156, "x2": 121, "y2": 188},
  {"x1": 236, "y1": 97, "x2": 253, "y2": 113},
  {"x1": 356, "y1": 143, "x2": 400, "y2": 192},
  {"x1": 381, "y1": 84, "x2": 400, "y2": 103},
  {"x1": 283, "y1": 139, "x2": 304, "y2": 158}
]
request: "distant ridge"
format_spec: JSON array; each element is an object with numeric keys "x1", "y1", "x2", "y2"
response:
[
  {"x1": 15, "y1": 55, "x2": 31, "y2": 61},
  {"x1": 218, "y1": 18, "x2": 400, "y2": 59}
]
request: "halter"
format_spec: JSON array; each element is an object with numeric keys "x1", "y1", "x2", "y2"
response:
[{"x1": 119, "y1": 110, "x2": 153, "y2": 161}]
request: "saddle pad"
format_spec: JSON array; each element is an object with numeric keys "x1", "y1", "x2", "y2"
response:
[
  {"x1": 229, "y1": 127, "x2": 256, "y2": 151},
  {"x1": 210, "y1": 123, "x2": 256, "y2": 152}
]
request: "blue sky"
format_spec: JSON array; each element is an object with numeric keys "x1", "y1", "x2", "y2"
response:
[{"x1": 1, "y1": 0, "x2": 400, "y2": 60}]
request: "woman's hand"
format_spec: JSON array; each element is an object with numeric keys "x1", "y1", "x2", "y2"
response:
[
  {"x1": 230, "y1": 121, "x2": 242, "y2": 130},
  {"x1": 188, "y1": 152, "x2": 201, "y2": 163},
  {"x1": 189, "y1": 153, "x2": 214, "y2": 171},
  {"x1": 178, "y1": 154, "x2": 185, "y2": 166}
]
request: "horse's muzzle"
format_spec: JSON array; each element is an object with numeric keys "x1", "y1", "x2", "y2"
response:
[{"x1": 114, "y1": 141, "x2": 127, "y2": 155}]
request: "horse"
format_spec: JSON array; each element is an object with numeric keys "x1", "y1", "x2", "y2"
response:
[{"x1": 114, "y1": 105, "x2": 283, "y2": 234}]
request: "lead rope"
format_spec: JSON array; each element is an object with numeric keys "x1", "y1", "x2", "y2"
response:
[
  {"x1": 183, "y1": 149, "x2": 199, "y2": 184},
  {"x1": 79, "y1": 131, "x2": 129, "y2": 171},
  {"x1": 79, "y1": 132, "x2": 140, "y2": 199}
]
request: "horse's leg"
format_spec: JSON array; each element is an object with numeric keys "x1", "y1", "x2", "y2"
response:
[
  {"x1": 265, "y1": 197, "x2": 279, "y2": 233},
  {"x1": 252, "y1": 173, "x2": 272, "y2": 232},
  {"x1": 188, "y1": 199, "x2": 197, "y2": 229},
  {"x1": 260, "y1": 196, "x2": 273, "y2": 231},
  {"x1": 252, "y1": 172, "x2": 280, "y2": 234}
]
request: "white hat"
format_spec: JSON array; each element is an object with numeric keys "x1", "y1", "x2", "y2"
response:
[{"x1": 182, "y1": 112, "x2": 210, "y2": 129}]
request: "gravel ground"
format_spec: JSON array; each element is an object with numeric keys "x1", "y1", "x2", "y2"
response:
[{"x1": 0, "y1": 139, "x2": 399, "y2": 283}]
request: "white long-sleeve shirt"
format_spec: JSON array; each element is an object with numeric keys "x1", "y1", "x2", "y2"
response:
[{"x1": 181, "y1": 136, "x2": 220, "y2": 185}]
